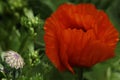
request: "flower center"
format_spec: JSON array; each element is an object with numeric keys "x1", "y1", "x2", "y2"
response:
[
  {"x1": 79, "y1": 27, "x2": 86, "y2": 32},
  {"x1": 69, "y1": 26, "x2": 87, "y2": 32},
  {"x1": 14, "y1": 54, "x2": 20, "y2": 59}
]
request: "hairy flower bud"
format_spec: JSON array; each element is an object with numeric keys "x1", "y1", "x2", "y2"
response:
[{"x1": 4, "y1": 51, "x2": 24, "y2": 69}]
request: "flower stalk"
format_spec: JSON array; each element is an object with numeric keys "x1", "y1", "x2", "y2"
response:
[
  {"x1": 78, "y1": 68, "x2": 84, "y2": 80},
  {"x1": 76, "y1": 67, "x2": 84, "y2": 80}
]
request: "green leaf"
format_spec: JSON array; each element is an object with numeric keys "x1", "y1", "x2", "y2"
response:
[
  {"x1": 7, "y1": 27, "x2": 21, "y2": 51},
  {"x1": 28, "y1": 0, "x2": 53, "y2": 20},
  {"x1": 111, "y1": 72, "x2": 120, "y2": 80},
  {"x1": 84, "y1": 63, "x2": 111, "y2": 80},
  {"x1": 106, "y1": 0, "x2": 120, "y2": 32},
  {"x1": 0, "y1": 64, "x2": 6, "y2": 78}
]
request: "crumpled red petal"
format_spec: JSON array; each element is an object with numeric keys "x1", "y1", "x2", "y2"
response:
[{"x1": 44, "y1": 3, "x2": 119, "y2": 73}]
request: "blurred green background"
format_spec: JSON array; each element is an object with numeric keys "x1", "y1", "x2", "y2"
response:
[{"x1": 0, "y1": 0, "x2": 120, "y2": 80}]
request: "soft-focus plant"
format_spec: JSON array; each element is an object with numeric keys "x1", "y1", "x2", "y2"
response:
[{"x1": 0, "y1": 0, "x2": 120, "y2": 80}]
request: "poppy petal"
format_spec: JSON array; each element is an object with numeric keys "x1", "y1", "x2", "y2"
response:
[{"x1": 44, "y1": 3, "x2": 119, "y2": 73}]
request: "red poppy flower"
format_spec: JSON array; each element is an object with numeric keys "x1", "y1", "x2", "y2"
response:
[{"x1": 44, "y1": 3, "x2": 119, "y2": 73}]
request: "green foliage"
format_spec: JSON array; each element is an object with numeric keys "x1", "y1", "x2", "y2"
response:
[{"x1": 0, "y1": 0, "x2": 120, "y2": 80}]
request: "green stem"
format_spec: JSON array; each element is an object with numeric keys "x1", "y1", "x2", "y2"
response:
[
  {"x1": 79, "y1": 68, "x2": 83, "y2": 80},
  {"x1": 77, "y1": 68, "x2": 84, "y2": 80},
  {"x1": 18, "y1": 35, "x2": 29, "y2": 53},
  {"x1": 35, "y1": 41, "x2": 45, "y2": 47},
  {"x1": 12, "y1": 69, "x2": 16, "y2": 80}
]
